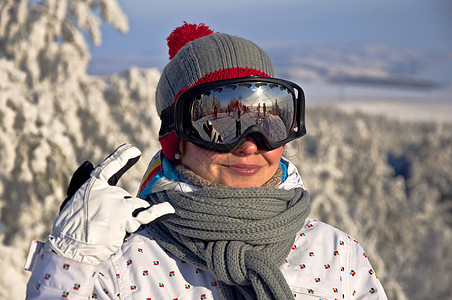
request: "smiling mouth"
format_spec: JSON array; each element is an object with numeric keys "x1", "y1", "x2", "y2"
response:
[{"x1": 223, "y1": 164, "x2": 263, "y2": 176}]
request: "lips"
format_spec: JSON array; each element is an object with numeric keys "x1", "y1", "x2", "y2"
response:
[{"x1": 223, "y1": 164, "x2": 263, "y2": 176}]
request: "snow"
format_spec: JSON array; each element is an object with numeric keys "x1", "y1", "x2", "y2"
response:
[{"x1": 0, "y1": 1, "x2": 451, "y2": 299}]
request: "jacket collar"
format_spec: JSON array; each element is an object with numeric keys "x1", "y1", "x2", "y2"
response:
[{"x1": 138, "y1": 150, "x2": 304, "y2": 199}]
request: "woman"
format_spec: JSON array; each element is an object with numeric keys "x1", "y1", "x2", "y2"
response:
[{"x1": 25, "y1": 23, "x2": 387, "y2": 299}]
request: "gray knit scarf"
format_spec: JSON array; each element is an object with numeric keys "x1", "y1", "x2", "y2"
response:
[{"x1": 145, "y1": 186, "x2": 310, "y2": 300}]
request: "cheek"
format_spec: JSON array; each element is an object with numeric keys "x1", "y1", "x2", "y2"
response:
[
  {"x1": 181, "y1": 143, "x2": 223, "y2": 178},
  {"x1": 264, "y1": 147, "x2": 284, "y2": 166}
]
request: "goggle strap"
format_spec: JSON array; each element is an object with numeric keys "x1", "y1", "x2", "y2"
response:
[{"x1": 159, "y1": 104, "x2": 176, "y2": 137}]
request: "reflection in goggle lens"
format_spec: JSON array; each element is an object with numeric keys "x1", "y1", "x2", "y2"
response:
[{"x1": 190, "y1": 82, "x2": 295, "y2": 144}]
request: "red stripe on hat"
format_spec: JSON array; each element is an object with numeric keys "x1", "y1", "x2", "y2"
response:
[
  {"x1": 172, "y1": 67, "x2": 271, "y2": 104},
  {"x1": 194, "y1": 67, "x2": 270, "y2": 86}
]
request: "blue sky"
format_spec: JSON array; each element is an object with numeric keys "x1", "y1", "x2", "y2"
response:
[{"x1": 88, "y1": 0, "x2": 452, "y2": 101}]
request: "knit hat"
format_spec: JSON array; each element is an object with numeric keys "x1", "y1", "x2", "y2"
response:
[{"x1": 156, "y1": 22, "x2": 277, "y2": 160}]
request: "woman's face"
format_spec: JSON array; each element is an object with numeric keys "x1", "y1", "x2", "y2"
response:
[{"x1": 180, "y1": 139, "x2": 283, "y2": 187}]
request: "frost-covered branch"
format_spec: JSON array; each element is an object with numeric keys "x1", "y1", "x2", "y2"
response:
[{"x1": 0, "y1": 0, "x2": 128, "y2": 86}]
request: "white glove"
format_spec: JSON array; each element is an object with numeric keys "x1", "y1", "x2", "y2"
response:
[{"x1": 45, "y1": 144, "x2": 175, "y2": 265}]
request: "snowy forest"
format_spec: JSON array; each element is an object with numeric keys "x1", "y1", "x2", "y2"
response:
[{"x1": 1, "y1": 0, "x2": 451, "y2": 299}]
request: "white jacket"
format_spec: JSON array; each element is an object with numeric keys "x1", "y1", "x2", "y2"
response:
[{"x1": 25, "y1": 152, "x2": 387, "y2": 299}]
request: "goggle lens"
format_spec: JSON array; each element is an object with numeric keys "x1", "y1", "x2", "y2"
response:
[{"x1": 190, "y1": 82, "x2": 295, "y2": 145}]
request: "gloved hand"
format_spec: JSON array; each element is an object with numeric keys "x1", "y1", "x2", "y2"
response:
[{"x1": 44, "y1": 144, "x2": 175, "y2": 265}]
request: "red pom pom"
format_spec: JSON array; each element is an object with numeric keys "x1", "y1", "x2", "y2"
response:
[{"x1": 167, "y1": 22, "x2": 214, "y2": 59}]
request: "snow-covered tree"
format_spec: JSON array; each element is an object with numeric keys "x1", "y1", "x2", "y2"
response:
[
  {"x1": 0, "y1": 1, "x2": 160, "y2": 298},
  {"x1": 0, "y1": 0, "x2": 128, "y2": 86}
]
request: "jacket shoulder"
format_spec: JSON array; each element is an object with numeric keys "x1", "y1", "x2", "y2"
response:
[{"x1": 284, "y1": 218, "x2": 387, "y2": 299}]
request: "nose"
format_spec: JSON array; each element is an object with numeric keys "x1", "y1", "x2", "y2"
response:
[{"x1": 233, "y1": 138, "x2": 259, "y2": 156}]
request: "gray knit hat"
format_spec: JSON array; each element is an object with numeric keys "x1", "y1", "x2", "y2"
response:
[{"x1": 157, "y1": 22, "x2": 277, "y2": 159}]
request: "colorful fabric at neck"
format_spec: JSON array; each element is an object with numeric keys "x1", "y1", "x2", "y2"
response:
[{"x1": 137, "y1": 150, "x2": 304, "y2": 199}]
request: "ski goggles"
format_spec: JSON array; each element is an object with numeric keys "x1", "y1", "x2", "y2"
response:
[{"x1": 159, "y1": 76, "x2": 306, "y2": 153}]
